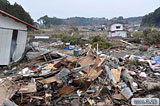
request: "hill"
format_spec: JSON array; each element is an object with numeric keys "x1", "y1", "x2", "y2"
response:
[
  {"x1": 38, "y1": 16, "x2": 142, "y2": 27},
  {"x1": 142, "y1": 7, "x2": 160, "y2": 27}
]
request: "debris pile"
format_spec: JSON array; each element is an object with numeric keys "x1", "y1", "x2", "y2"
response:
[{"x1": 0, "y1": 42, "x2": 160, "y2": 106}]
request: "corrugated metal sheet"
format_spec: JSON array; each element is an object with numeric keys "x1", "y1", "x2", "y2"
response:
[
  {"x1": 12, "y1": 31, "x2": 27, "y2": 62},
  {"x1": 0, "y1": 29, "x2": 12, "y2": 65}
]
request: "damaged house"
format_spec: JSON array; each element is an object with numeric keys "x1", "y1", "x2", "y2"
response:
[
  {"x1": 0, "y1": 10, "x2": 38, "y2": 65},
  {"x1": 108, "y1": 23, "x2": 127, "y2": 38}
]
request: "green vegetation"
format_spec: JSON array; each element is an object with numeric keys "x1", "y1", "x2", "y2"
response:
[
  {"x1": 130, "y1": 29, "x2": 160, "y2": 45},
  {"x1": 0, "y1": 0, "x2": 34, "y2": 25},
  {"x1": 61, "y1": 34, "x2": 112, "y2": 49},
  {"x1": 142, "y1": 7, "x2": 160, "y2": 27},
  {"x1": 107, "y1": 16, "x2": 142, "y2": 26},
  {"x1": 38, "y1": 15, "x2": 63, "y2": 27},
  {"x1": 38, "y1": 15, "x2": 142, "y2": 27},
  {"x1": 131, "y1": 31, "x2": 143, "y2": 43},
  {"x1": 61, "y1": 34, "x2": 86, "y2": 45},
  {"x1": 89, "y1": 35, "x2": 112, "y2": 49},
  {"x1": 38, "y1": 16, "x2": 107, "y2": 26},
  {"x1": 143, "y1": 29, "x2": 160, "y2": 45}
]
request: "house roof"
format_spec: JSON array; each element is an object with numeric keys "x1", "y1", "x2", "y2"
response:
[{"x1": 0, "y1": 10, "x2": 38, "y2": 30}]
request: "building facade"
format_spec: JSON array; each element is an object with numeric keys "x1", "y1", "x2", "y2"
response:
[
  {"x1": 0, "y1": 10, "x2": 38, "y2": 65},
  {"x1": 108, "y1": 23, "x2": 127, "y2": 38}
]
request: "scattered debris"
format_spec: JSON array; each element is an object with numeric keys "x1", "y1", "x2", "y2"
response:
[
  {"x1": 19, "y1": 82, "x2": 37, "y2": 93},
  {"x1": 0, "y1": 40, "x2": 160, "y2": 106},
  {"x1": 0, "y1": 79, "x2": 18, "y2": 106}
]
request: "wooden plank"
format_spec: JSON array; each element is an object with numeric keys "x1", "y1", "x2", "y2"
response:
[
  {"x1": 0, "y1": 79, "x2": 18, "y2": 106},
  {"x1": 19, "y1": 82, "x2": 37, "y2": 93},
  {"x1": 110, "y1": 67, "x2": 122, "y2": 83},
  {"x1": 38, "y1": 76, "x2": 62, "y2": 84},
  {"x1": 78, "y1": 55, "x2": 95, "y2": 66}
]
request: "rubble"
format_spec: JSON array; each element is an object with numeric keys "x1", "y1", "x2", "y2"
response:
[
  {"x1": 0, "y1": 79, "x2": 18, "y2": 106},
  {"x1": 3, "y1": 99, "x2": 18, "y2": 106},
  {"x1": 0, "y1": 40, "x2": 160, "y2": 106}
]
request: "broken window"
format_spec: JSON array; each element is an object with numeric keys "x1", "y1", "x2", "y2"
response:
[{"x1": 116, "y1": 26, "x2": 121, "y2": 29}]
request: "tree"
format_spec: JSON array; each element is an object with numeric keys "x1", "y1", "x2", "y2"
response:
[
  {"x1": 12, "y1": 3, "x2": 34, "y2": 24},
  {"x1": 38, "y1": 15, "x2": 51, "y2": 26},
  {"x1": 118, "y1": 16, "x2": 124, "y2": 20},
  {"x1": 37, "y1": 15, "x2": 63, "y2": 27},
  {"x1": 142, "y1": 7, "x2": 160, "y2": 27},
  {"x1": 0, "y1": 0, "x2": 34, "y2": 25},
  {"x1": 0, "y1": 0, "x2": 11, "y2": 13}
]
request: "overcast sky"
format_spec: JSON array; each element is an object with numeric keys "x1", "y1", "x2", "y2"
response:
[{"x1": 8, "y1": 0, "x2": 160, "y2": 21}]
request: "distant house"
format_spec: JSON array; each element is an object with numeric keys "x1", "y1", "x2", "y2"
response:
[
  {"x1": 108, "y1": 23, "x2": 127, "y2": 38},
  {"x1": 0, "y1": 10, "x2": 38, "y2": 65}
]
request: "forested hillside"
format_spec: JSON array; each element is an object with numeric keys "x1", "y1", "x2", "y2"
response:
[
  {"x1": 37, "y1": 15, "x2": 107, "y2": 26},
  {"x1": 0, "y1": 0, "x2": 34, "y2": 25},
  {"x1": 38, "y1": 15, "x2": 142, "y2": 27},
  {"x1": 108, "y1": 16, "x2": 142, "y2": 25},
  {"x1": 142, "y1": 7, "x2": 160, "y2": 27}
]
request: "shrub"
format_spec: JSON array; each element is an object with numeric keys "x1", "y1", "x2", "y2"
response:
[
  {"x1": 89, "y1": 35, "x2": 112, "y2": 49},
  {"x1": 61, "y1": 34, "x2": 85, "y2": 45},
  {"x1": 143, "y1": 29, "x2": 160, "y2": 45},
  {"x1": 132, "y1": 31, "x2": 143, "y2": 43},
  {"x1": 61, "y1": 35, "x2": 112, "y2": 49}
]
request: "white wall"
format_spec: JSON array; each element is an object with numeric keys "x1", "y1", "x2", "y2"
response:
[
  {"x1": 0, "y1": 29, "x2": 12, "y2": 65},
  {"x1": 0, "y1": 14, "x2": 27, "y2": 30},
  {"x1": 111, "y1": 31, "x2": 127, "y2": 38},
  {"x1": 111, "y1": 24, "x2": 123, "y2": 31},
  {"x1": 0, "y1": 14, "x2": 29, "y2": 65}
]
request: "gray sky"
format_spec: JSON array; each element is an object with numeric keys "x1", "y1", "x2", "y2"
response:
[{"x1": 8, "y1": 0, "x2": 160, "y2": 21}]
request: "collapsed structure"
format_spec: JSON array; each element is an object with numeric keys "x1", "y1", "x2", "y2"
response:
[
  {"x1": 0, "y1": 10, "x2": 160, "y2": 106},
  {"x1": 0, "y1": 40, "x2": 160, "y2": 106}
]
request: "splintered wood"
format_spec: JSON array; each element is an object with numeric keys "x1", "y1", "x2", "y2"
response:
[
  {"x1": 83, "y1": 67, "x2": 103, "y2": 81},
  {"x1": 19, "y1": 82, "x2": 37, "y2": 93},
  {"x1": 59, "y1": 85, "x2": 75, "y2": 95},
  {"x1": 38, "y1": 76, "x2": 62, "y2": 84},
  {"x1": 78, "y1": 55, "x2": 95, "y2": 66},
  {"x1": 110, "y1": 67, "x2": 122, "y2": 83},
  {"x1": 0, "y1": 79, "x2": 18, "y2": 106}
]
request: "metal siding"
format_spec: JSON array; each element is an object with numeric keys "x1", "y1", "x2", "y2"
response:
[
  {"x1": 0, "y1": 29, "x2": 12, "y2": 65},
  {"x1": 12, "y1": 31, "x2": 27, "y2": 62},
  {"x1": 0, "y1": 14, "x2": 27, "y2": 30},
  {"x1": 0, "y1": 10, "x2": 38, "y2": 30}
]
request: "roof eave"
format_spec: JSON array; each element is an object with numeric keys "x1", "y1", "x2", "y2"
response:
[{"x1": 0, "y1": 10, "x2": 38, "y2": 30}]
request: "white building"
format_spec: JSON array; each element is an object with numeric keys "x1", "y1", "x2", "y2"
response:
[
  {"x1": 0, "y1": 10, "x2": 38, "y2": 65},
  {"x1": 108, "y1": 23, "x2": 127, "y2": 38}
]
